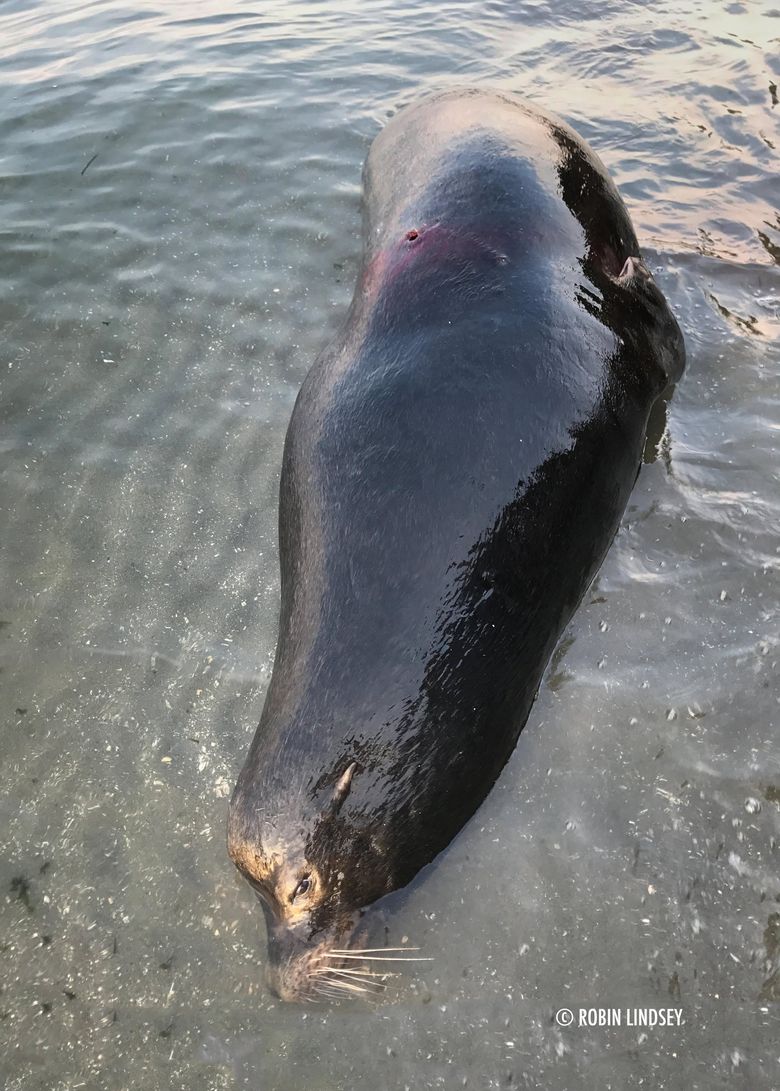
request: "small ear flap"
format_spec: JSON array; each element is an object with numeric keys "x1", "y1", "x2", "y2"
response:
[
  {"x1": 617, "y1": 255, "x2": 652, "y2": 284},
  {"x1": 330, "y1": 761, "x2": 358, "y2": 814}
]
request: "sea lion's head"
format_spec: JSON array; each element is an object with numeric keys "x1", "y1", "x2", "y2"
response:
[{"x1": 227, "y1": 760, "x2": 402, "y2": 1002}]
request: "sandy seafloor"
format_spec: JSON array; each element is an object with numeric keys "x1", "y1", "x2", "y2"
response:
[{"x1": 0, "y1": 1, "x2": 778, "y2": 1088}]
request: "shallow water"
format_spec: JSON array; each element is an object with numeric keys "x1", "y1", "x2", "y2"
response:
[{"x1": 1, "y1": 0, "x2": 778, "y2": 1087}]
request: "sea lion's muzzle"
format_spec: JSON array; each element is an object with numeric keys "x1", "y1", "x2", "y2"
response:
[
  {"x1": 264, "y1": 923, "x2": 314, "y2": 1002},
  {"x1": 263, "y1": 913, "x2": 377, "y2": 1002}
]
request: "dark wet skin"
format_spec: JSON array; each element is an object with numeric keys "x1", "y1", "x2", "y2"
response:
[{"x1": 228, "y1": 88, "x2": 685, "y2": 1001}]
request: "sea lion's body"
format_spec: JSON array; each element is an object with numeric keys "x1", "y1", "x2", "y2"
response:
[{"x1": 228, "y1": 89, "x2": 685, "y2": 1001}]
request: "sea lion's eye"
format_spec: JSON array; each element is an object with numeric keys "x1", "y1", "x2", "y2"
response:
[{"x1": 291, "y1": 875, "x2": 312, "y2": 902}]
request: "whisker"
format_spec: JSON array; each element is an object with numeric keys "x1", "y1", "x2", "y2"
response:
[
  {"x1": 314, "y1": 973, "x2": 393, "y2": 1003},
  {"x1": 331, "y1": 980, "x2": 374, "y2": 994},
  {"x1": 317, "y1": 969, "x2": 387, "y2": 991},
  {"x1": 320, "y1": 952, "x2": 434, "y2": 962},
  {"x1": 329, "y1": 947, "x2": 423, "y2": 953},
  {"x1": 310, "y1": 967, "x2": 396, "y2": 980},
  {"x1": 314, "y1": 979, "x2": 343, "y2": 992},
  {"x1": 316, "y1": 975, "x2": 373, "y2": 995}
]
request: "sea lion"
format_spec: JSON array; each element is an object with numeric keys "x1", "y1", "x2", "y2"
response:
[{"x1": 227, "y1": 88, "x2": 685, "y2": 1002}]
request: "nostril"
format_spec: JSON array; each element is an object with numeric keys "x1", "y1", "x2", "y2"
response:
[{"x1": 264, "y1": 928, "x2": 312, "y2": 1002}]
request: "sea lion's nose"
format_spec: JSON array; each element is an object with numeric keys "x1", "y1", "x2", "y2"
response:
[
  {"x1": 264, "y1": 945, "x2": 289, "y2": 1000},
  {"x1": 264, "y1": 962, "x2": 282, "y2": 999},
  {"x1": 265, "y1": 960, "x2": 307, "y2": 1003},
  {"x1": 265, "y1": 926, "x2": 309, "y2": 1002}
]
